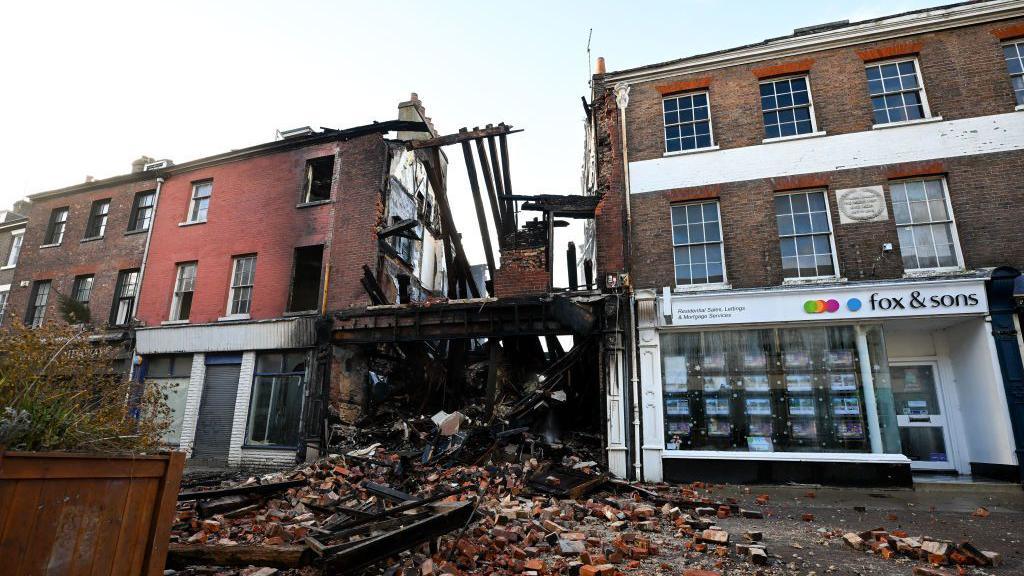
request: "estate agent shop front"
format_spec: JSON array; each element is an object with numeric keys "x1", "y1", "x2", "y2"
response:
[{"x1": 634, "y1": 276, "x2": 1020, "y2": 486}]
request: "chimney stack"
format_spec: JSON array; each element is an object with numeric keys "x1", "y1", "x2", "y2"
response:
[
  {"x1": 84, "y1": 175, "x2": 95, "y2": 183},
  {"x1": 131, "y1": 155, "x2": 155, "y2": 173},
  {"x1": 596, "y1": 56, "x2": 606, "y2": 75}
]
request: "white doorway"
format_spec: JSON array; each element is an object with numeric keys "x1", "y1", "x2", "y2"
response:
[{"x1": 889, "y1": 361, "x2": 957, "y2": 471}]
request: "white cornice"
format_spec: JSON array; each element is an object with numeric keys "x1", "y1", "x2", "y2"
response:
[{"x1": 604, "y1": 0, "x2": 1024, "y2": 85}]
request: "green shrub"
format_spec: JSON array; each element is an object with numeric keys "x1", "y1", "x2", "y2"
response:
[{"x1": 0, "y1": 322, "x2": 170, "y2": 453}]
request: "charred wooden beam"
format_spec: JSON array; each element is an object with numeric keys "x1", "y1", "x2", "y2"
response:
[
  {"x1": 361, "y1": 264, "x2": 388, "y2": 305},
  {"x1": 499, "y1": 133, "x2": 516, "y2": 231},
  {"x1": 378, "y1": 218, "x2": 420, "y2": 240},
  {"x1": 486, "y1": 134, "x2": 512, "y2": 235},
  {"x1": 461, "y1": 130, "x2": 497, "y2": 288},
  {"x1": 473, "y1": 129, "x2": 504, "y2": 246},
  {"x1": 406, "y1": 123, "x2": 521, "y2": 150},
  {"x1": 178, "y1": 478, "x2": 307, "y2": 502},
  {"x1": 567, "y1": 241, "x2": 579, "y2": 290},
  {"x1": 167, "y1": 544, "x2": 310, "y2": 569},
  {"x1": 332, "y1": 297, "x2": 597, "y2": 344}
]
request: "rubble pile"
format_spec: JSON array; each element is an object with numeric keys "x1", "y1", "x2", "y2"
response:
[
  {"x1": 167, "y1": 414, "x2": 1010, "y2": 576},
  {"x1": 836, "y1": 526, "x2": 1003, "y2": 573}
]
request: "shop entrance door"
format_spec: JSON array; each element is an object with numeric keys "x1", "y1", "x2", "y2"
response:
[{"x1": 889, "y1": 362, "x2": 956, "y2": 471}]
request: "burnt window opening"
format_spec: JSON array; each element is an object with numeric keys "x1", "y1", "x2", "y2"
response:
[
  {"x1": 288, "y1": 245, "x2": 324, "y2": 312},
  {"x1": 389, "y1": 216, "x2": 414, "y2": 263},
  {"x1": 302, "y1": 156, "x2": 335, "y2": 204}
]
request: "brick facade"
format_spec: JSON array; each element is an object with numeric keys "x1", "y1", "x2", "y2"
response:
[
  {"x1": 616, "y1": 19, "x2": 1021, "y2": 165},
  {"x1": 493, "y1": 246, "x2": 550, "y2": 297},
  {"x1": 135, "y1": 137, "x2": 382, "y2": 327},
  {"x1": 591, "y1": 13, "x2": 1024, "y2": 292},
  {"x1": 5, "y1": 175, "x2": 159, "y2": 327}
]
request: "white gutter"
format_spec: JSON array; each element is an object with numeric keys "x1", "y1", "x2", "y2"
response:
[{"x1": 131, "y1": 176, "x2": 163, "y2": 321}]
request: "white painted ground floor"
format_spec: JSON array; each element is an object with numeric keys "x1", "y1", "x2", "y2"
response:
[
  {"x1": 610, "y1": 275, "x2": 1022, "y2": 484},
  {"x1": 136, "y1": 317, "x2": 318, "y2": 469}
]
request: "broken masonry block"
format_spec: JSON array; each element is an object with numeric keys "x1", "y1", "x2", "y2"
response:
[{"x1": 842, "y1": 533, "x2": 865, "y2": 550}]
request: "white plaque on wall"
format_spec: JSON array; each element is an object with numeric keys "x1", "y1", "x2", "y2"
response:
[{"x1": 835, "y1": 186, "x2": 888, "y2": 224}]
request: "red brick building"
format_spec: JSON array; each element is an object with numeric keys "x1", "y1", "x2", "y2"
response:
[
  {"x1": 586, "y1": 0, "x2": 1024, "y2": 484},
  {"x1": 4, "y1": 159, "x2": 164, "y2": 359},
  {"x1": 8, "y1": 96, "x2": 450, "y2": 468},
  {"x1": 132, "y1": 96, "x2": 448, "y2": 467}
]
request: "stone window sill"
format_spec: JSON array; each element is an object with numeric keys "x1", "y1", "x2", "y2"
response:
[
  {"x1": 296, "y1": 199, "x2": 333, "y2": 209},
  {"x1": 161, "y1": 319, "x2": 190, "y2": 326},
  {"x1": 673, "y1": 282, "x2": 732, "y2": 293},
  {"x1": 663, "y1": 145, "x2": 720, "y2": 158},
  {"x1": 178, "y1": 220, "x2": 206, "y2": 227},
  {"x1": 39, "y1": 243, "x2": 61, "y2": 249},
  {"x1": 762, "y1": 131, "x2": 827, "y2": 144},
  {"x1": 124, "y1": 228, "x2": 149, "y2": 236},
  {"x1": 217, "y1": 314, "x2": 251, "y2": 322},
  {"x1": 0, "y1": 265, "x2": 13, "y2": 271},
  {"x1": 782, "y1": 276, "x2": 847, "y2": 286},
  {"x1": 871, "y1": 116, "x2": 943, "y2": 130},
  {"x1": 80, "y1": 236, "x2": 104, "y2": 243}
]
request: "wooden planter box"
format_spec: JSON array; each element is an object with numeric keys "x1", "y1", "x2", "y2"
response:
[{"x1": 0, "y1": 450, "x2": 185, "y2": 575}]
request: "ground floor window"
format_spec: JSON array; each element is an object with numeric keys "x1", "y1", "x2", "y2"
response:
[
  {"x1": 246, "y1": 351, "x2": 307, "y2": 447},
  {"x1": 661, "y1": 324, "x2": 900, "y2": 453},
  {"x1": 146, "y1": 354, "x2": 194, "y2": 445}
]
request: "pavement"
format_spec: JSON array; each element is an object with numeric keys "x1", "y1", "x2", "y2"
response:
[{"x1": 641, "y1": 481, "x2": 1024, "y2": 576}]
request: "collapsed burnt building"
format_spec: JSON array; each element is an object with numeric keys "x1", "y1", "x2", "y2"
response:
[{"x1": 325, "y1": 123, "x2": 620, "y2": 473}]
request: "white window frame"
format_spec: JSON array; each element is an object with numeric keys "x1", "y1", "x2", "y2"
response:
[
  {"x1": 670, "y1": 200, "x2": 728, "y2": 289},
  {"x1": 662, "y1": 90, "x2": 717, "y2": 155},
  {"x1": 187, "y1": 181, "x2": 212, "y2": 223},
  {"x1": 1003, "y1": 40, "x2": 1024, "y2": 108},
  {"x1": 0, "y1": 284, "x2": 9, "y2": 326},
  {"x1": 28, "y1": 280, "x2": 50, "y2": 328},
  {"x1": 774, "y1": 189, "x2": 841, "y2": 282},
  {"x1": 888, "y1": 177, "x2": 964, "y2": 274},
  {"x1": 170, "y1": 262, "x2": 197, "y2": 321},
  {"x1": 226, "y1": 254, "x2": 256, "y2": 317},
  {"x1": 111, "y1": 269, "x2": 139, "y2": 326},
  {"x1": 759, "y1": 74, "x2": 823, "y2": 142},
  {"x1": 2, "y1": 230, "x2": 24, "y2": 269},
  {"x1": 866, "y1": 57, "x2": 934, "y2": 127}
]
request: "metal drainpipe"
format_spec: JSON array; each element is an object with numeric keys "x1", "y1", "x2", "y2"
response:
[
  {"x1": 128, "y1": 175, "x2": 164, "y2": 382},
  {"x1": 614, "y1": 82, "x2": 642, "y2": 481},
  {"x1": 131, "y1": 176, "x2": 163, "y2": 322}
]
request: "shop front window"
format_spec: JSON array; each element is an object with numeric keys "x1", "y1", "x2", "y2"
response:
[
  {"x1": 245, "y1": 351, "x2": 307, "y2": 447},
  {"x1": 661, "y1": 325, "x2": 900, "y2": 454}
]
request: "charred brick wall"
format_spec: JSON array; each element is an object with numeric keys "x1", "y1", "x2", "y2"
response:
[{"x1": 493, "y1": 246, "x2": 549, "y2": 297}]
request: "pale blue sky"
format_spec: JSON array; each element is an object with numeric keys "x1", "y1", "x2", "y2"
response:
[{"x1": 0, "y1": 0, "x2": 941, "y2": 270}]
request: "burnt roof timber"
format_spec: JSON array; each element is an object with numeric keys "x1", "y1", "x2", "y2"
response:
[
  {"x1": 29, "y1": 120, "x2": 429, "y2": 201},
  {"x1": 406, "y1": 124, "x2": 521, "y2": 150}
]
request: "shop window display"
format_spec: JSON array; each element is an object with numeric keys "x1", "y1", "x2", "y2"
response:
[{"x1": 661, "y1": 325, "x2": 900, "y2": 453}]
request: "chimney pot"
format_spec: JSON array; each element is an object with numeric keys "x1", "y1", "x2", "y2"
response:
[
  {"x1": 85, "y1": 175, "x2": 94, "y2": 183},
  {"x1": 596, "y1": 56, "x2": 606, "y2": 75}
]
